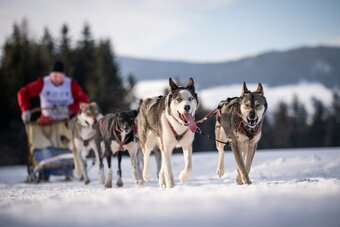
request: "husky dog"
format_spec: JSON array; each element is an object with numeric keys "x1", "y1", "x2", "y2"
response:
[
  {"x1": 215, "y1": 82, "x2": 267, "y2": 184},
  {"x1": 95, "y1": 110, "x2": 143, "y2": 188},
  {"x1": 137, "y1": 78, "x2": 198, "y2": 188},
  {"x1": 70, "y1": 102, "x2": 104, "y2": 185}
]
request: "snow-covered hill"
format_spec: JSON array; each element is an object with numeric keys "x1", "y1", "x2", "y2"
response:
[
  {"x1": 133, "y1": 80, "x2": 337, "y2": 114},
  {"x1": 1, "y1": 148, "x2": 340, "y2": 227}
]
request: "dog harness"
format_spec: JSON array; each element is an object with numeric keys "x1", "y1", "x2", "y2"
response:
[
  {"x1": 75, "y1": 120, "x2": 96, "y2": 147},
  {"x1": 113, "y1": 125, "x2": 136, "y2": 151},
  {"x1": 167, "y1": 120, "x2": 189, "y2": 141},
  {"x1": 235, "y1": 118, "x2": 262, "y2": 140}
]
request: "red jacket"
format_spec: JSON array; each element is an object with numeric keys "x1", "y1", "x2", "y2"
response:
[{"x1": 17, "y1": 77, "x2": 90, "y2": 116}]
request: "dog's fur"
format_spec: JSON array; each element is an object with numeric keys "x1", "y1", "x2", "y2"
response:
[
  {"x1": 69, "y1": 102, "x2": 104, "y2": 185},
  {"x1": 95, "y1": 110, "x2": 143, "y2": 188},
  {"x1": 215, "y1": 82, "x2": 267, "y2": 184},
  {"x1": 137, "y1": 78, "x2": 198, "y2": 188}
]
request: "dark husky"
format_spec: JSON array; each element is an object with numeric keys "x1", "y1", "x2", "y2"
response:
[
  {"x1": 137, "y1": 78, "x2": 198, "y2": 188},
  {"x1": 95, "y1": 110, "x2": 143, "y2": 188},
  {"x1": 215, "y1": 82, "x2": 267, "y2": 184}
]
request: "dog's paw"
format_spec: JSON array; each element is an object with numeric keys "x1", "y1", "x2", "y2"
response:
[
  {"x1": 143, "y1": 171, "x2": 151, "y2": 182},
  {"x1": 84, "y1": 179, "x2": 90, "y2": 185},
  {"x1": 179, "y1": 171, "x2": 189, "y2": 184},
  {"x1": 216, "y1": 169, "x2": 224, "y2": 178},
  {"x1": 105, "y1": 181, "x2": 112, "y2": 188},
  {"x1": 136, "y1": 179, "x2": 144, "y2": 185},
  {"x1": 167, "y1": 181, "x2": 175, "y2": 188},
  {"x1": 236, "y1": 174, "x2": 252, "y2": 185},
  {"x1": 165, "y1": 177, "x2": 176, "y2": 188},
  {"x1": 73, "y1": 169, "x2": 82, "y2": 180},
  {"x1": 116, "y1": 178, "x2": 124, "y2": 187}
]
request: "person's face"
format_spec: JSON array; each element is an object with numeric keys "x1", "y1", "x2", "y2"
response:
[{"x1": 49, "y1": 72, "x2": 65, "y2": 86}]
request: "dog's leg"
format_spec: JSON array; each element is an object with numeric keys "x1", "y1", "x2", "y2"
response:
[
  {"x1": 136, "y1": 149, "x2": 144, "y2": 181},
  {"x1": 72, "y1": 141, "x2": 82, "y2": 180},
  {"x1": 127, "y1": 145, "x2": 143, "y2": 185},
  {"x1": 231, "y1": 142, "x2": 251, "y2": 185},
  {"x1": 245, "y1": 143, "x2": 257, "y2": 174},
  {"x1": 179, "y1": 145, "x2": 192, "y2": 184},
  {"x1": 76, "y1": 148, "x2": 90, "y2": 185},
  {"x1": 142, "y1": 145, "x2": 152, "y2": 182},
  {"x1": 104, "y1": 147, "x2": 113, "y2": 188},
  {"x1": 161, "y1": 146, "x2": 175, "y2": 188},
  {"x1": 92, "y1": 141, "x2": 105, "y2": 184},
  {"x1": 154, "y1": 148, "x2": 162, "y2": 178},
  {"x1": 116, "y1": 151, "x2": 123, "y2": 187},
  {"x1": 216, "y1": 141, "x2": 225, "y2": 178}
]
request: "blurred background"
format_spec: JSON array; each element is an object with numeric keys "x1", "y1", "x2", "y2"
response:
[{"x1": 0, "y1": 0, "x2": 339, "y2": 165}]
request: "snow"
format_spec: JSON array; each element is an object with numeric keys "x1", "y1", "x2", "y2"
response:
[
  {"x1": 133, "y1": 80, "x2": 337, "y2": 115},
  {"x1": 1, "y1": 147, "x2": 340, "y2": 227}
]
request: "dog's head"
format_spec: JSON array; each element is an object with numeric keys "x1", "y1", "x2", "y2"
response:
[
  {"x1": 239, "y1": 82, "x2": 267, "y2": 128},
  {"x1": 78, "y1": 102, "x2": 101, "y2": 128},
  {"x1": 115, "y1": 110, "x2": 138, "y2": 134},
  {"x1": 168, "y1": 77, "x2": 198, "y2": 131}
]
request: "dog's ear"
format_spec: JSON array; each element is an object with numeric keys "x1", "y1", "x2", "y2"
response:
[
  {"x1": 90, "y1": 102, "x2": 99, "y2": 109},
  {"x1": 169, "y1": 78, "x2": 178, "y2": 92},
  {"x1": 241, "y1": 82, "x2": 250, "y2": 96},
  {"x1": 79, "y1": 102, "x2": 87, "y2": 112},
  {"x1": 131, "y1": 110, "x2": 138, "y2": 117},
  {"x1": 255, "y1": 83, "x2": 264, "y2": 95},
  {"x1": 186, "y1": 77, "x2": 195, "y2": 91}
]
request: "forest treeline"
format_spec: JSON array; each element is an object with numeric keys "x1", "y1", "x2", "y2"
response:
[{"x1": 0, "y1": 21, "x2": 339, "y2": 165}]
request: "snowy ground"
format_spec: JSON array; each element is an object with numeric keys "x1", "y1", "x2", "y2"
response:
[{"x1": 1, "y1": 147, "x2": 340, "y2": 227}]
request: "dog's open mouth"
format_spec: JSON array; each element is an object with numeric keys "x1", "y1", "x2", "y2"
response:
[
  {"x1": 247, "y1": 118, "x2": 258, "y2": 127},
  {"x1": 178, "y1": 112, "x2": 196, "y2": 132}
]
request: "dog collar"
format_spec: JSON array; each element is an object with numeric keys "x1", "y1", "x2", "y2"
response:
[
  {"x1": 236, "y1": 118, "x2": 262, "y2": 140},
  {"x1": 167, "y1": 120, "x2": 188, "y2": 141}
]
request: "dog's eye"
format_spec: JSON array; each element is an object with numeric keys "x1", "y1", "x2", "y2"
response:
[
  {"x1": 188, "y1": 97, "x2": 194, "y2": 101},
  {"x1": 86, "y1": 112, "x2": 91, "y2": 116},
  {"x1": 176, "y1": 97, "x2": 182, "y2": 102},
  {"x1": 245, "y1": 104, "x2": 251, "y2": 108},
  {"x1": 255, "y1": 104, "x2": 261, "y2": 109}
]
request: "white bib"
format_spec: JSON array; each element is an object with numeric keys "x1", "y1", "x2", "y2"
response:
[{"x1": 39, "y1": 76, "x2": 74, "y2": 120}]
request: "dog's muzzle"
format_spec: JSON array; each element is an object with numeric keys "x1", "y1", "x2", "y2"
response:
[
  {"x1": 178, "y1": 111, "x2": 196, "y2": 132},
  {"x1": 247, "y1": 117, "x2": 258, "y2": 127}
]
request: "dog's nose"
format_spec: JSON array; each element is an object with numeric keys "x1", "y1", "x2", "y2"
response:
[
  {"x1": 249, "y1": 111, "x2": 256, "y2": 119},
  {"x1": 184, "y1": 105, "x2": 191, "y2": 112}
]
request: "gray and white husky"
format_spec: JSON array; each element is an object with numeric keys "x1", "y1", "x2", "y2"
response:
[
  {"x1": 70, "y1": 102, "x2": 104, "y2": 185},
  {"x1": 215, "y1": 82, "x2": 267, "y2": 184},
  {"x1": 137, "y1": 78, "x2": 198, "y2": 188}
]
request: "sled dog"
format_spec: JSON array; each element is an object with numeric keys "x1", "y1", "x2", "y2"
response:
[
  {"x1": 95, "y1": 110, "x2": 143, "y2": 188},
  {"x1": 137, "y1": 78, "x2": 198, "y2": 188},
  {"x1": 215, "y1": 82, "x2": 267, "y2": 184},
  {"x1": 70, "y1": 102, "x2": 104, "y2": 184}
]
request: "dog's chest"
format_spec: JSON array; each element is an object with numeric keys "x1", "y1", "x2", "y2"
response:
[
  {"x1": 79, "y1": 128, "x2": 96, "y2": 140},
  {"x1": 110, "y1": 132, "x2": 136, "y2": 152}
]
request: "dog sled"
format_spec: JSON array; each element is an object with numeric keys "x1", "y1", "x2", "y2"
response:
[{"x1": 25, "y1": 108, "x2": 74, "y2": 183}]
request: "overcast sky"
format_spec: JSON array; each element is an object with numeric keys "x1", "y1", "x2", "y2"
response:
[{"x1": 1, "y1": 0, "x2": 339, "y2": 62}]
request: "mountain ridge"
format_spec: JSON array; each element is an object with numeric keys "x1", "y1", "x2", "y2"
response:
[{"x1": 117, "y1": 46, "x2": 340, "y2": 89}]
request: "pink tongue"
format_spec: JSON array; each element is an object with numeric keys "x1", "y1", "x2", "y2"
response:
[{"x1": 184, "y1": 113, "x2": 196, "y2": 132}]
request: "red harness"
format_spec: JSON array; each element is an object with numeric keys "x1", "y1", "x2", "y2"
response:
[
  {"x1": 113, "y1": 127, "x2": 131, "y2": 151},
  {"x1": 99, "y1": 117, "x2": 136, "y2": 151},
  {"x1": 235, "y1": 118, "x2": 262, "y2": 140},
  {"x1": 167, "y1": 120, "x2": 189, "y2": 141}
]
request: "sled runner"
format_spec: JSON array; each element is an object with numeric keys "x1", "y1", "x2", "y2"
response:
[{"x1": 25, "y1": 119, "x2": 74, "y2": 183}]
